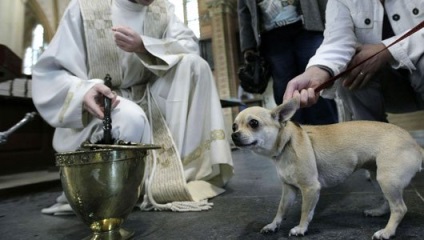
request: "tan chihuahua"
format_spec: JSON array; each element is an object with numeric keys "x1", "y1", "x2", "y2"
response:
[{"x1": 231, "y1": 98, "x2": 424, "y2": 240}]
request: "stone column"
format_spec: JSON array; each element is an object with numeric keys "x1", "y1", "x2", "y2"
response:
[
  {"x1": 207, "y1": 0, "x2": 240, "y2": 130},
  {"x1": 0, "y1": 0, "x2": 26, "y2": 57}
]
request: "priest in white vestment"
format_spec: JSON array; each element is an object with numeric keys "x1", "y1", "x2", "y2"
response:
[{"x1": 32, "y1": 0, "x2": 234, "y2": 214}]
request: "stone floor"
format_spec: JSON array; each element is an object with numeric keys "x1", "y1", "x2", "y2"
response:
[{"x1": 1, "y1": 149, "x2": 424, "y2": 240}]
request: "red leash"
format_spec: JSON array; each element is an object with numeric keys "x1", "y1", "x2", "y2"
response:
[{"x1": 314, "y1": 20, "x2": 424, "y2": 93}]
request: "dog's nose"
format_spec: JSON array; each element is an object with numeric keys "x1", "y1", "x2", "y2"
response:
[{"x1": 231, "y1": 132, "x2": 240, "y2": 144}]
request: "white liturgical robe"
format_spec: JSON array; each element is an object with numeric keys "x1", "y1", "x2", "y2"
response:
[{"x1": 32, "y1": 0, "x2": 233, "y2": 204}]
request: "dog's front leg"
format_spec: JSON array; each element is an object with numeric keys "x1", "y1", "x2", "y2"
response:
[
  {"x1": 261, "y1": 183, "x2": 296, "y2": 233},
  {"x1": 289, "y1": 183, "x2": 321, "y2": 236}
]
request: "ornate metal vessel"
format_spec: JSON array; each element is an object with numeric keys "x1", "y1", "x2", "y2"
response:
[{"x1": 56, "y1": 142, "x2": 160, "y2": 240}]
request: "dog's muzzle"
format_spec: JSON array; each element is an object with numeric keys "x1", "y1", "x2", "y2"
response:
[{"x1": 231, "y1": 132, "x2": 257, "y2": 147}]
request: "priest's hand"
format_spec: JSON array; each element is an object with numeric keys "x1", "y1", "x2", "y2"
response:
[
  {"x1": 112, "y1": 26, "x2": 147, "y2": 53},
  {"x1": 83, "y1": 84, "x2": 120, "y2": 119}
]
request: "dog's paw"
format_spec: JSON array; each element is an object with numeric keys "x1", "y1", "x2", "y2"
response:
[
  {"x1": 372, "y1": 228, "x2": 395, "y2": 239},
  {"x1": 289, "y1": 226, "x2": 307, "y2": 237},
  {"x1": 260, "y1": 222, "x2": 279, "y2": 233}
]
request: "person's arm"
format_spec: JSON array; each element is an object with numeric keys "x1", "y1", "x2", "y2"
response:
[
  {"x1": 32, "y1": 0, "x2": 116, "y2": 128},
  {"x1": 307, "y1": 0, "x2": 358, "y2": 76},
  {"x1": 112, "y1": 26, "x2": 148, "y2": 54},
  {"x1": 238, "y1": 0, "x2": 257, "y2": 56},
  {"x1": 382, "y1": 26, "x2": 424, "y2": 72},
  {"x1": 342, "y1": 43, "x2": 394, "y2": 90},
  {"x1": 111, "y1": 1, "x2": 199, "y2": 76},
  {"x1": 284, "y1": 0, "x2": 357, "y2": 107},
  {"x1": 284, "y1": 66, "x2": 332, "y2": 107}
]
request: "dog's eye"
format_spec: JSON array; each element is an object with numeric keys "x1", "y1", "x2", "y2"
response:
[
  {"x1": 249, "y1": 119, "x2": 259, "y2": 129},
  {"x1": 232, "y1": 123, "x2": 237, "y2": 132}
]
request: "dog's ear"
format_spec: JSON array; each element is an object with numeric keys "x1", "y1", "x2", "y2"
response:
[{"x1": 271, "y1": 97, "x2": 300, "y2": 123}]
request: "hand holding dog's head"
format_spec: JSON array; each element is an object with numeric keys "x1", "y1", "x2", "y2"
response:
[{"x1": 231, "y1": 97, "x2": 300, "y2": 154}]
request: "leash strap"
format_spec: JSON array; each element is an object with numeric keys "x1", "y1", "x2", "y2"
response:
[{"x1": 315, "y1": 20, "x2": 424, "y2": 92}]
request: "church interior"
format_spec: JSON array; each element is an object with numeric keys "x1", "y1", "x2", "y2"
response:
[{"x1": 1, "y1": 0, "x2": 424, "y2": 239}]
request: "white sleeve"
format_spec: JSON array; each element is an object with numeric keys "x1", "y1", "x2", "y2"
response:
[
  {"x1": 382, "y1": 27, "x2": 424, "y2": 71},
  {"x1": 139, "y1": 1, "x2": 199, "y2": 74},
  {"x1": 32, "y1": 0, "x2": 102, "y2": 129},
  {"x1": 306, "y1": 0, "x2": 357, "y2": 76}
]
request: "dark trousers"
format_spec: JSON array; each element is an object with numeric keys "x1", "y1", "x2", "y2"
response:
[{"x1": 260, "y1": 21, "x2": 338, "y2": 125}]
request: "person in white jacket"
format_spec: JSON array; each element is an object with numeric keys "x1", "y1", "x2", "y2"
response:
[
  {"x1": 33, "y1": 0, "x2": 233, "y2": 214},
  {"x1": 283, "y1": 0, "x2": 424, "y2": 121}
]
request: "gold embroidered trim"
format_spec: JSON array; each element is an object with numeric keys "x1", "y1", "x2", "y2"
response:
[
  {"x1": 59, "y1": 92, "x2": 74, "y2": 124},
  {"x1": 144, "y1": 0, "x2": 168, "y2": 38},
  {"x1": 182, "y1": 129, "x2": 226, "y2": 166},
  {"x1": 79, "y1": 0, "x2": 122, "y2": 86}
]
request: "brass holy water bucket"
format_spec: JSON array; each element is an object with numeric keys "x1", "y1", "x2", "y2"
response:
[{"x1": 56, "y1": 142, "x2": 160, "y2": 240}]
